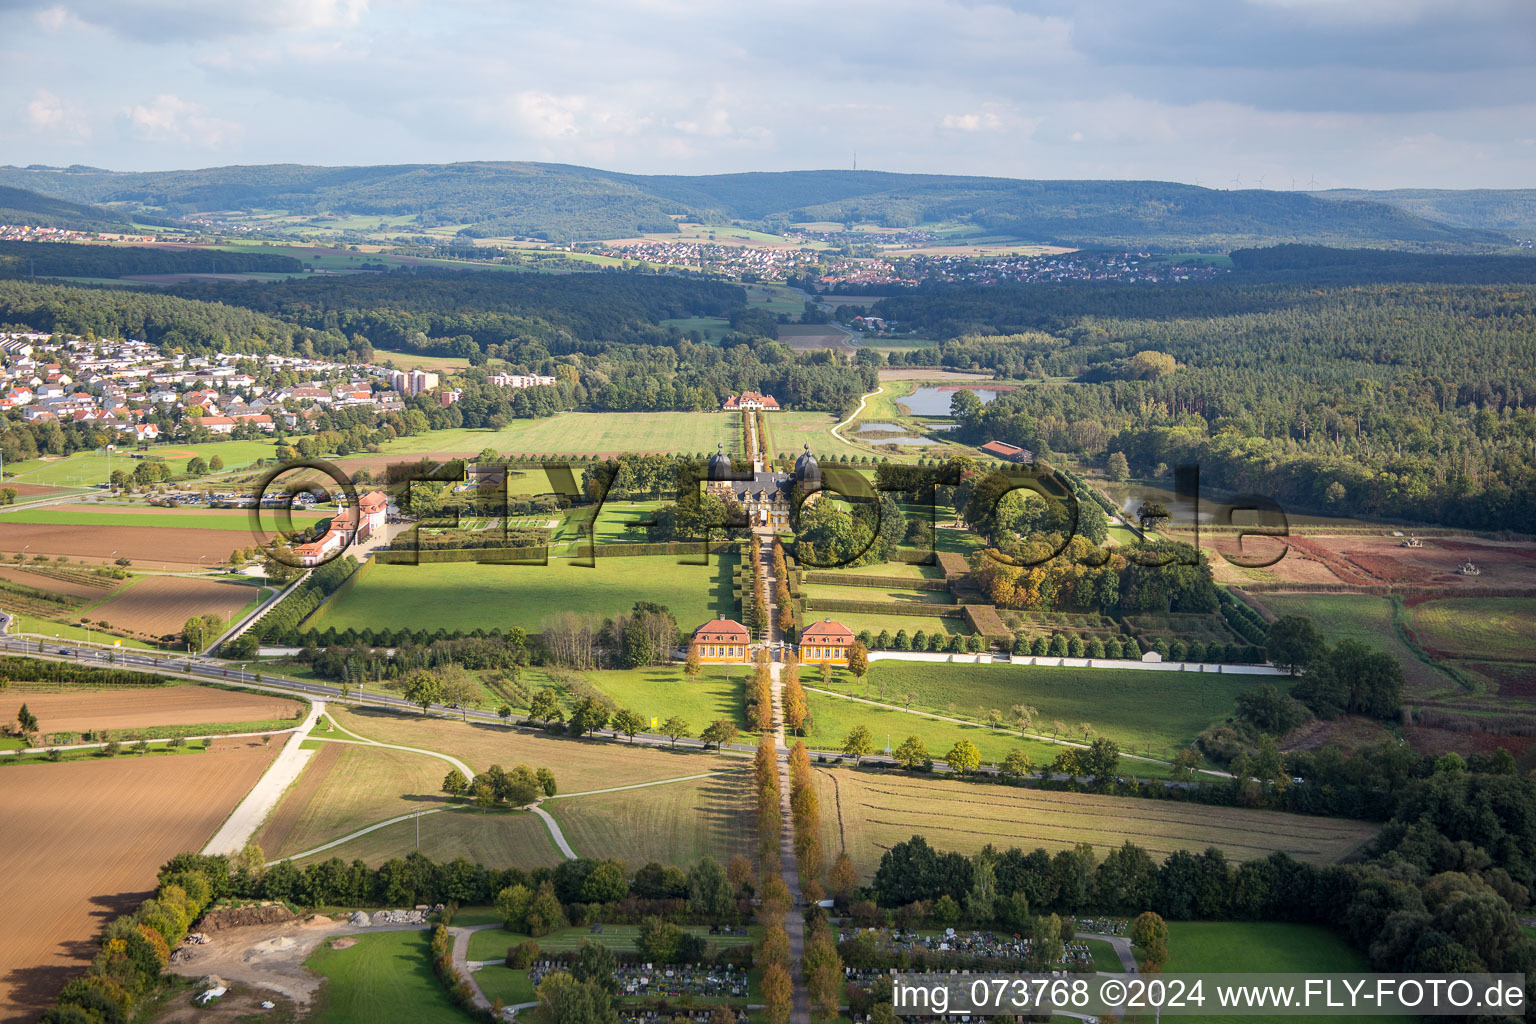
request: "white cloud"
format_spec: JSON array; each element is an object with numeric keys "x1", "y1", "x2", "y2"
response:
[
  {"x1": 26, "y1": 89, "x2": 91, "y2": 140},
  {"x1": 942, "y1": 111, "x2": 1004, "y2": 133},
  {"x1": 123, "y1": 94, "x2": 241, "y2": 147}
]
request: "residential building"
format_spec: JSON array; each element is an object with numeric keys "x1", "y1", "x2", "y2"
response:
[
  {"x1": 693, "y1": 618, "x2": 751, "y2": 663},
  {"x1": 799, "y1": 618, "x2": 855, "y2": 665}
]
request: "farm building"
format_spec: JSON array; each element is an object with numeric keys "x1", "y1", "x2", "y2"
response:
[
  {"x1": 979, "y1": 439, "x2": 1034, "y2": 463},
  {"x1": 693, "y1": 618, "x2": 751, "y2": 663},
  {"x1": 799, "y1": 617, "x2": 854, "y2": 665}
]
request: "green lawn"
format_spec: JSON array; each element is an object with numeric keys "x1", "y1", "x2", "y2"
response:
[
  {"x1": 853, "y1": 661, "x2": 1252, "y2": 762},
  {"x1": 5, "y1": 440, "x2": 280, "y2": 486},
  {"x1": 11, "y1": 614, "x2": 161, "y2": 650},
  {"x1": 803, "y1": 582, "x2": 954, "y2": 605},
  {"x1": 769, "y1": 412, "x2": 863, "y2": 458},
  {"x1": 1082, "y1": 938, "x2": 1124, "y2": 973},
  {"x1": 1159, "y1": 922, "x2": 1413, "y2": 1024},
  {"x1": 310, "y1": 553, "x2": 739, "y2": 634},
  {"x1": 817, "y1": 613, "x2": 967, "y2": 638},
  {"x1": 581, "y1": 665, "x2": 751, "y2": 731},
  {"x1": 800, "y1": 690, "x2": 1108, "y2": 775},
  {"x1": 471, "y1": 964, "x2": 537, "y2": 1006},
  {"x1": 306, "y1": 930, "x2": 470, "y2": 1024}
]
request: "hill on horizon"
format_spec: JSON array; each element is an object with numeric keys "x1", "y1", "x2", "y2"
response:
[
  {"x1": 0, "y1": 184, "x2": 129, "y2": 231},
  {"x1": 0, "y1": 161, "x2": 1522, "y2": 252}
]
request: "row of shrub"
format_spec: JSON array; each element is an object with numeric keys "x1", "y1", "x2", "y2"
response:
[
  {"x1": 0, "y1": 654, "x2": 171, "y2": 687},
  {"x1": 807, "y1": 597, "x2": 964, "y2": 618},
  {"x1": 250, "y1": 555, "x2": 360, "y2": 643},
  {"x1": 429, "y1": 924, "x2": 492, "y2": 1021},
  {"x1": 1218, "y1": 590, "x2": 1269, "y2": 645},
  {"x1": 803, "y1": 572, "x2": 948, "y2": 591},
  {"x1": 1010, "y1": 632, "x2": 1266, "y2": 663},
  {"x1": 858, "y1": 628, "x2": 984, "y2": 654},
  {"x1": 40, "y1": 861, "x2": 216, "y2": 1024}
]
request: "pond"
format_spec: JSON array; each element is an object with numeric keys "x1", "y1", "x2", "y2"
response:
[{"x1": 902, "y1": 386, "x2": 1007, "y2": 416}]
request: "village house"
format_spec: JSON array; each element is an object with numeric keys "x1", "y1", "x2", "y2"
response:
[{"x1": 722, "y1": 391, "x2": 780, "y2": 412}]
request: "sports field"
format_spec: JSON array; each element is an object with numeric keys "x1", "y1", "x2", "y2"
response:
[
  {"x1": 306, "y1": 931, "x2": 467, "y2": 1024},
  {"x1": 1160, "y1": 922, "x2": 1413, "y2": 1024},
  {"x1": 815, "y1": 770, "x2": 1378, "y2": 876},
  {"x1": 309, "y1": 554, "x2": 737, "y2": 634}
]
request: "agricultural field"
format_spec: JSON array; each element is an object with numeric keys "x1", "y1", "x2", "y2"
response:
[
  {"x1": 1406, "y1": 596, "x2": 1536, "y2": 664},
  {"x1": 767, "y1": 411, "x2": 863, "y2": 458},
  {"x1": 1206, "y1": 532, "x2": 1536, "y2": 591},
  {"x1": 309, "y1": 554, "x2": 737, "y2": 635},
  {"x1": 1256, "y1": 593, "x2": 1457, "y2": 697},
  {"x1": 0, "y1": 521, "x2": 255, "y2": 569},
  {"x1": 0, "y1": 740, "x2": 280, "y2": 1020},
  {"x1": 2, "y1": 684, "x2": 302, "y2": 740},
  {"x1": 292, "y1": 805, "x2": 565, "y2": 870},
  {"x1": 846, "y1": 661, "x2": 1256, "y2": 761},
  {"x1": 1159, "y1": 922, "x2": 1414, "y2": 1024},
  {"x1": 776, "y1": 324, "x2": 855, "y2": 352},
  {"x1": 546, "y1": 769, "x2": 756, "y2": 865},
  {"x1": 370, "y1": 346, "x2": 474, "y2": 372},
  {"x1": 813, "y1": 770, "x2": 1378, "y2": 877},
  {"x1": 371, "y1": 411, "x2": 733, "y2": 458},
  {"x1": 91, "y1": 575, "x2": 268, "y2": 642},
  {"x1": 306, "y1": 930, "x2": 468, "y2": 1024}
]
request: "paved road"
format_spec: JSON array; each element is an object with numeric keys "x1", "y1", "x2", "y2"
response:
[
  {"x1": 770, "y1": 662, "x2": 812, "y2": 1024},
  {"x1": 1081, "y1": 931, "x2": 1138, "y2": 973}
]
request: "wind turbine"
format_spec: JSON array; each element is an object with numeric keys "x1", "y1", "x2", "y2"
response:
[
  {"x1": 1307, "y1": 175, "x2": 1318, "y2": 190},
  {"x1": 1230, "y1": 174, "x2": 1243, "y2": 189},
  {"x1": 1255, "y1": 174, "x2": 1265, "y2": 188}
]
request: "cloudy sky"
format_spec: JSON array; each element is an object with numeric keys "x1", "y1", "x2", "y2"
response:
[{"x1": 1, "y1": 0, "x2": 1533, "y2": 188}]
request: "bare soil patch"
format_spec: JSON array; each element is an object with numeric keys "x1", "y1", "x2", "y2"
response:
[
  {"x1": 0, "y1": 740, "x2": 281, "y2": 1020},
  {"x1": 0, "y1": 523, "x2": 249, "y2": 569},
  {"x1": 163, "y1": 916, "x2": 349, "y2": 1005},
  {"x1": 94, "y1": 576, "x2": 261, "y2": 640},
  {"x1": 0, "y1": 565, "x2": 121, "y2": 600},
  {"x1": 5, "y1": 686, "x2": 302, "y2": 738}
]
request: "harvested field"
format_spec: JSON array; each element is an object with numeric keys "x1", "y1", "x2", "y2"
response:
[
  {"x1": 0, "y1": 740, "x2": 280, "y2": 1020},
  {"x1": 814, "y1": 770, "x2": 1379, "y2": 876},
  {"x1": 1207, "y1": 533, "x2": 1536, "y2": 590},
  {"x1": 291, "y1": 807, "x2": 564, "y2": 870},
  {"x1": 4, "y1": 685, "x2": 302, "y2": 738},
  {"x1": 0, "y1": 522, "x2": 251, "y2": 569},
  {"x1": 93, "y1": 576, "x2": 264, "y2": 640},
  {"x1": 331, "y1": 706, "x2": 741, "y2": 789}
]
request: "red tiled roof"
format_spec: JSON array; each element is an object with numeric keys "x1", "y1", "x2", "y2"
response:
[
  {"x1": 694, "y1": 618, "x2": 750, "y2": 643},
  {"x1": 980, "y1": 440, "x2": 1025, "y2": 457},
  {"x1": 800, "y1": 618, "x2": 854, "y2": 643}
]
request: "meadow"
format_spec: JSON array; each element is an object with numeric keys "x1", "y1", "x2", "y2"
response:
[
  {"x1": 546, "y1": 770, "x2": 756, "y2": 867},
  {"x1": 1257, "y1": 593, "x2": 1457, "y2": 696},
  {"x1": 1407, "y1": 596, "x2": 1536, "y2": 663},
  {"x1": 309, "y1": 553, "x2": 738, "y2": 635},
  {"x1": 577, "y1": 665, "x2": 751, "y2": 731},
  {"x1": 4, "y1": 440, "x2": 280, "y2": 487},
  {"x1": 814, "y1": 770, "x2": 1378, "y2": 877},
  {"x1": 767, "y1": 411, "x2": 864, "y2": 458},
  {"x1": 1, "y1": 506, "x2": 327, "y2": 532},
  {"x1": 849, "y1": 661, "x2": 1255, "y2": 761}
]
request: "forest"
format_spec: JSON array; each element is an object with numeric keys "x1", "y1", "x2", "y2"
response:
[
  {"x1": 876, "y1": 251, "x2": 1536, "y2": 529},
  {"x1": 0, "y1": 240, "x2": 301, "y2": 278}
]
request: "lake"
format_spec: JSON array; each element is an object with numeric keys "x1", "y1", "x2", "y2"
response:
[{"x1": 902, "y1": 386, "x2": 1007, "y2": 416}]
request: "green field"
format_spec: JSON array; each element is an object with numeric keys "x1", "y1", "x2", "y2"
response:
[
  {"x1": 1159, "y1": 922, "x2": 1412, "y2": 1024},
  {"x1": 371, "y1": 347, "x2": 475, "y2": 371},
  {"x1": 1082, "y1": 938, "x2": 1124, "y2": 972},
  {"x1": 661, "y1": 316, "x2": 731, "y2": 342},
  {"x1": 306, "y1": 930, "x2": 468, "y2": 1024},
  {"x1": 310, "y1": 553, "x2": 738, "y2": 634},
  {"x1": 803, "y1": 582, "x2": 954, "y2": 605},
  {"x1": 11, "y1": 614, "x2": 161, "y2": 650},
  {"x1": 1407, "y1": 596, "x2": 1536, "y2": 663},
  {"x1": 369, "y1": 412, "x2": 733, "y2": 458},
  {"x1": 768, "y1": 411, "x2": 863, "y2": 458},
  {"x1": 294, "y1": 806, "x2": 565, "y2": 869},
  {"x1": 814, "y1": 612, "x2": 967, "y2": 639},
  {"x1": 5, "y1": 440, "x2": 280, "y2": 486},
  {"x1": 2, "y1": 507, "x2": 328, "y2": 532},
  {"x1": 847, "y1": 661, "x2": 1252, "y2": 761},
  {"x1": 1258, "y1": 593, "x2": 1457, "y2": 696}
]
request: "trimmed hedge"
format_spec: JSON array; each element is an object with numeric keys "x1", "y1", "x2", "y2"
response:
[
  {"x1": 805, "y1": 597, "x2": 965, "y2": 619},
  {"x1": 803, "y1": 572, "x2": 947, "y2": 591}
]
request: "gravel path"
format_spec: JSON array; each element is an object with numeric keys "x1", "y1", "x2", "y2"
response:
[{"x1": 204, "y1": 700, "x2": 325, "y2": 856}]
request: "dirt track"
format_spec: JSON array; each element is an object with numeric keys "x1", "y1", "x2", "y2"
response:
[
  {"x1": 0, "y1": 741, "x2": 281, "y2": 1020},
  {"x1": 7, "y1": 686, "x2": 303, "y2": 738}
]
